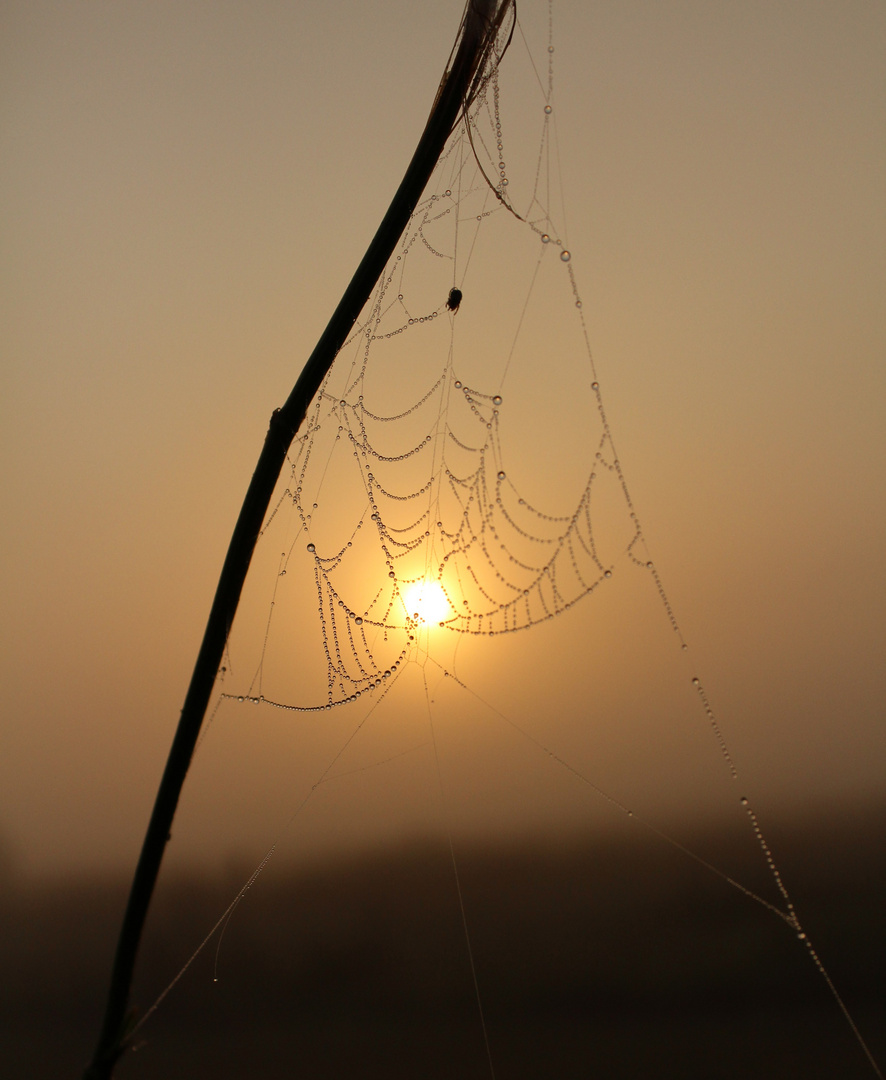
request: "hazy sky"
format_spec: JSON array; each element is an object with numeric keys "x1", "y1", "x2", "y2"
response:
[{"x1": 2, "y1": 0, "x2": 884, "y2": 882}]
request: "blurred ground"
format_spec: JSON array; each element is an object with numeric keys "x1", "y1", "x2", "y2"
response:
[{"x1": 1, "y1": 808, "x2": 883, "y2": 1079}]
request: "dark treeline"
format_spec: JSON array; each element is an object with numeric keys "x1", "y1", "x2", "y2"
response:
[{"x1": 2, "y1": 808, "x2": 883, "y2": 1079}]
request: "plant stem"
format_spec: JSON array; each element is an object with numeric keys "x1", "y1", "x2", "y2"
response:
[{"x1": 83, "y1": 3, "x2": 511, "y2": 1077}]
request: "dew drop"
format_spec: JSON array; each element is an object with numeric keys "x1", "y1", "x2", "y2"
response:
[
  {"x1": 560, "y1": 249, "x2": 571, "y2": 263},
  {"x1": 306, "y1": 543, "x2": 315, "y2": 553},
  {"x1": 388, "y1": 570, "x2": 395, "y2": 578},
  {"x1": 355, "y1": 616, "x2": 363, "y2": 626},
  {"x1": 544, "y1": 104, "x2": 553, "y2": 115},
  {"x1": 604, "y1": 570, "x2": 612, "y2": 579},
  {"x1": 541, "y1": 233, "x2": 550, "y2": 244},
  {"x1": 492, "y1": 395, "x2": 502, "y2": 405},
  {"x1": 591, "y1": 381, "x2": 599, "y2": 390},
  {"x1": 497, "y1": 470, "x2": 506, "y2": 480}
]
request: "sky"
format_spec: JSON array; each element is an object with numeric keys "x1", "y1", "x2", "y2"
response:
[{"x1": 1, "y1": 0, "x2": 884, "y2": 884}]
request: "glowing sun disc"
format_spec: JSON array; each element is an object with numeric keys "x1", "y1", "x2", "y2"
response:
[{"x1": 402, "y1": 580, "x2": 450, "y2": 624}]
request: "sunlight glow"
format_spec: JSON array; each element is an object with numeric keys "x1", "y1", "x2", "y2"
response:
[{"x1": 402, "y1": 579, "x2": 451, "y2": 625}]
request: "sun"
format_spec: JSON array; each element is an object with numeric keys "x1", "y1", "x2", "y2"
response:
[{"x1": 401, "y1": 579, "x2": 451, "y2": 625}]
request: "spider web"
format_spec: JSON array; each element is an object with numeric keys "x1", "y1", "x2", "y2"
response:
[{"x1": 219, "y1": 15, "x2": 662, "y2": 715}]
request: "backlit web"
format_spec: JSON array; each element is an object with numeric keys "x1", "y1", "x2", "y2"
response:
[{"x1": 221, "y1": 8, "x2": 658, "y2": 715}]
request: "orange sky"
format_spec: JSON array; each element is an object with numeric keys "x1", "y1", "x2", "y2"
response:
[{"x1": 1, "y1": 0, "x2": 884, "y2": 882}]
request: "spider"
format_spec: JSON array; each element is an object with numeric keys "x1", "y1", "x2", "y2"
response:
[{"x1": 446, "y1": 287, "x2": 463, "y2": 314}]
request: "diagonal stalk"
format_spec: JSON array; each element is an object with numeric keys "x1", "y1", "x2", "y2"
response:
[{"x1": 83, "y1": 3, "x2": 513, "y2": 1077}]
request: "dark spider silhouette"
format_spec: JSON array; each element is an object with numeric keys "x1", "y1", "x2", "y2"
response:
[{"x1": 446, "y1": 287, "x2": 463, "y2": 313}]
